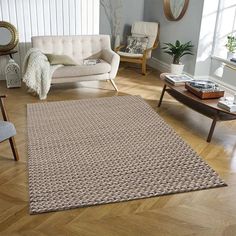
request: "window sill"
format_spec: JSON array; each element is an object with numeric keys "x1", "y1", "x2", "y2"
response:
[
  {"x1": 211, "y1": 55, "x2": 236, "y2": 93},
  {"x1": 211, "y1": 55, "x2": 236, "y2": 70}
]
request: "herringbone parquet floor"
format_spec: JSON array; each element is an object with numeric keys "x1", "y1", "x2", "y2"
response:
[{"x1": 0, "y1": 67, "x2": 236, "y2": 236}]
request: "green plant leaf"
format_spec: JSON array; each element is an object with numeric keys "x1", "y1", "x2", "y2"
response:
[
  {"x1": 225, "y1": 35, "x2": 236, "y2": 52},
  {"x1": 176, "y1": 40, "x2": 180, "y2": 47},
  {"x1": 180, "y1": 52, "x2": 194, "y2": 57},
  {"x1": 162, "y1": 40, "x2": 194, "y2": 61}
]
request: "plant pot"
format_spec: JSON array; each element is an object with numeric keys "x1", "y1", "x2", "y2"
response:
[
  {"x1": 227, "y1": 51, "x2": 235, "y2": 60},
  {"x1": 170, "y1": 64, "x2": 184, "y2": 74}
]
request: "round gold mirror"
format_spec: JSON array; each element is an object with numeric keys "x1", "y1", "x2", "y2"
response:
[
  {"x1": 163, "y1": 0, "x2": 189, "y2": 21},
  {"x1": 0, "y1": 21, "x2": 19, "y2": 52}
]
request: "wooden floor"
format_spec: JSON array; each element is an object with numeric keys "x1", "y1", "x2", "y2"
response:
[{"x1": 0, "y1": 67, "x2": 236, "y2": 236}]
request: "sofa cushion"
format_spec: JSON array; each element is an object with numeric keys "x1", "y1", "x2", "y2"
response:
[
  {"x1": 52, "y1": 60, "x2": 111, "y2": 78},
  {"x1": 131, "y1": 22, "x2": 159, "y2": 49},
  {"x1": 0, "y1": 121, "x2": 16, "y2": 142},
  {"x1": 45, "y1": 54, "x2": 77, "y2": 66}
]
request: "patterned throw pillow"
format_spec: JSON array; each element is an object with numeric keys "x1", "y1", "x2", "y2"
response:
[{"x1": 125, "y1": 36, "x2": 149, "y2": 54}]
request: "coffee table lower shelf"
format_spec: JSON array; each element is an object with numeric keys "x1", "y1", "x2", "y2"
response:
[{"x1": 158, "y1": 84, "x2": 236, "y2": 142}]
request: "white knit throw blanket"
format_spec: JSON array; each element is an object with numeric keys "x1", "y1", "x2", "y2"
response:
[{"x1": 23, "y1": 48, "x2": 61, "y2": 100}]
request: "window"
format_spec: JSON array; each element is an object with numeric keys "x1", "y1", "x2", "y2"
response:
[{"x1": 213, "y1": 0, "x2": 236, "y2": 58}]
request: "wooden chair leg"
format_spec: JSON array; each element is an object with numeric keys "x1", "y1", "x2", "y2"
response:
[
  {"x1": 9, "y1": 137, "x2": 19, "y2": 161},
  {"x1": 142, "y1": 60, "x2": 147, "y2": 75}
]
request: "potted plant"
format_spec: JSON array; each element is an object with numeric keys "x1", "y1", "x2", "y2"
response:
[
  {"x1": 162, "y1": 40, "x2": 194, "y2": 74},
  {"x1": 225, "y1": 35, "x2": 236, "y2": 60}
]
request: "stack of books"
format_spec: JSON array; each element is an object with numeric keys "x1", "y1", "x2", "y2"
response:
[
  {"x1": 218, "y1": 97, "x2": 236, "y2": 112},
  {"x1": 165, "y1": 74, "x2": 193, "y2": 86}
]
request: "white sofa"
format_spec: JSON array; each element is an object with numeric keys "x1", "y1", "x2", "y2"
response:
[{"x1": 32, "y1": 35, "x2": 120, "y2": 91}]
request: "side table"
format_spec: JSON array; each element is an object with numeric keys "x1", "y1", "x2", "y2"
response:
[{"x1": 158, "y1": 73, "x2": 236, "y2": 142}]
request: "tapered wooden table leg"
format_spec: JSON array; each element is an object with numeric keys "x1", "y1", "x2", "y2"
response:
[
  {"x1": 207, "y1": 116, "x2": 218, "y2": 143},
  {"x1": 158, "y1": 84, "x2": 167, "y2": 107}
]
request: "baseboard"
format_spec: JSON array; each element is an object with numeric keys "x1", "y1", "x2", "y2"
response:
[
  {"x1": 148, "y1": 57, "x2": 170, "y2": 73},
  {"x1": 148, "y1": 57, "x2": 196, "y2": 78},
  {"x1": 148, "y1": 57, "x2": 236, "y2": 93}
]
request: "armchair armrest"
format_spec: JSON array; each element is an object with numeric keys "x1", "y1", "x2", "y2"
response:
[
  {"x1": 143, "y1": 47, "x2": 154, "y2": 59},
  {"x1": 143, "y1": 41, "x2": 160, "y2": 59},
  {"x1": 102, "y1": 49, "x2": 120, "y2": 80},
  {"x1": 115, "y1": 45, "x2": 125, "y2": 53}
]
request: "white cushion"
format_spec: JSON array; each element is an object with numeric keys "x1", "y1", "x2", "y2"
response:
[
  {"x1": 131, "y1": 21, "x2": 158, "y2": 48},
  {"x1": 52, "y1": 60, "x2": 111, "y2": 78},
  {"x1": 117, "y1": 51, "x2": 143, "y2": 58},
  {"x1": 131, "y1": 22, "x2": 159, "y2": 58}
]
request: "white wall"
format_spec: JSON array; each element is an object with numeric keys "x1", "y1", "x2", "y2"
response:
[
  {"x1": 0, "y1": 0, "x2": 100, "y2": 80},
  {"x1": 207, "y1": 0, "x2": 236, "y2": 91},
  {"x1": 144, "y1": 0, "x2": 204, "y2": 75},
  {"x1": 213, "y1": 0, "x2": 236, "y2": 58},
  {"x1": 194, "y1": 0, "x2": 219, "y2": 77},
  {"x1": 100, "y1": 0, "x2": 145, "y2": 42}
]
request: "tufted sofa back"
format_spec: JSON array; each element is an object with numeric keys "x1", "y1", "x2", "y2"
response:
[{"x1": 32, "y1": 35, "x2": 111, "y2": 63}]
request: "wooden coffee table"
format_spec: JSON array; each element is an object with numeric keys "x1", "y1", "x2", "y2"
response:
[{"x1": 158, "y1": 73, "x2": 236, "y2": 142}]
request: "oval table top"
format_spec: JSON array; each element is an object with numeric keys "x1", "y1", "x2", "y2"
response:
[{"x1": 160, "y1": 73, "x2": 236, "y2": 117}]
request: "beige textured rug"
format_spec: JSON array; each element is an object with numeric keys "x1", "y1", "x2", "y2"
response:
[{"x1": 27, "y1": 95, "x2": 226, "y2": 214}]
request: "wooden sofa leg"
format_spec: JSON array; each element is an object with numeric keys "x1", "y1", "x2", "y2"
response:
[
  {"x1": 110, "y1": 79, "x2": 119, "y2": 92},
  {"x1": 9, "y1": 137, "x2": 19, "y2": 161}
]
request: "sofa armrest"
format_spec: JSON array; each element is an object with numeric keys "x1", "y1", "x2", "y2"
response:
[{"x1": 102, "y1": 49, "x2": 120, "y2": 80}]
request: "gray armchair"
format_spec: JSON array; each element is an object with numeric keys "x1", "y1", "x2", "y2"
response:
[{"x1": 0, "y1": 95, "x2": 19, "y2": 161}]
